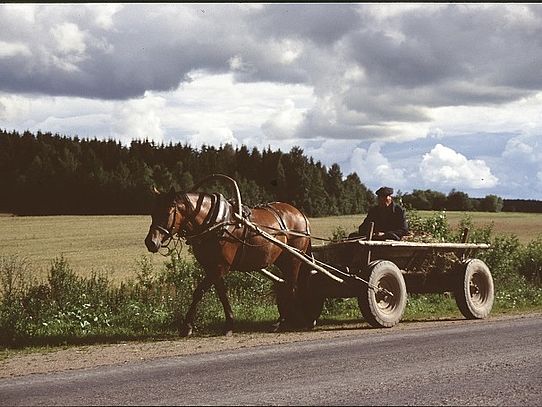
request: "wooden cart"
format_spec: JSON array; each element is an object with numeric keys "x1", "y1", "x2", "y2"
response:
[
  {"x1": 177, "y1": 175, "x2": 494, "y2": 331},
  {"x1": 297, "y1": 229, "x2": 493, "y2": 328}
]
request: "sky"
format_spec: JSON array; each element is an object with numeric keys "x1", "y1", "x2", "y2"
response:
[{"x1": 1, "y1": 3, "x2": 542, "y2": 200}]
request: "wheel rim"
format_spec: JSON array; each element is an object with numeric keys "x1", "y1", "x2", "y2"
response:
[
  {"x1": 375, "y1": 273, "x2": 401, "y2": 314},
  {"x1": 469, "y1": 271, "x2": 490, "y2": 306}
]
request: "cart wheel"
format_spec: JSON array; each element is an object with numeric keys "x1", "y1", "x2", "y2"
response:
[
  {"x1": 357, "y1": 260, "x2": 407, "y2": 328},
  {"x1": 455, "y1": 259, "x2": 494, "y2": 319}
]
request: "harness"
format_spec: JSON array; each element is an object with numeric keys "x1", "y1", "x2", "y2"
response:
[
  {"x1": 180, "y1": 193, "x2": 235, "y2": 243},
  {"x1": 257, "y1": 203, "x2": 289, "y2": 234},
  {"x1": 152, "y1": 193, "x2": 312, "y2": 257}
]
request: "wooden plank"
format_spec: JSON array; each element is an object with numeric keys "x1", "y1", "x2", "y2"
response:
[{"x1": 313, "y1": 240, "x2": 490, "y2": 251}]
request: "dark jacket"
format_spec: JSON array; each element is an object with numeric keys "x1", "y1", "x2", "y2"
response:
[{"x1": 358, "y1": 202, "x2": 409, "y2": 240}]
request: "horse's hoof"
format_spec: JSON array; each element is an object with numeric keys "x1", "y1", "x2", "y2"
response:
[
  {"x1": 223, "y1": 320, "x2": 233, "y2": 337},
  {"x1": 306, "y1": 319, "x2": 317, "y2": 330},
  {"x1": 180, "y1": 324, "x2": 193, "y2": 337}
]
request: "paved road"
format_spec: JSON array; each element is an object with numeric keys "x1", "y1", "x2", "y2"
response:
[{"x1": 1, "y1": 315, "x2": 541, "y2": 406}]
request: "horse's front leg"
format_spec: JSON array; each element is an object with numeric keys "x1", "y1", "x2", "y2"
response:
[
  {"x1": 214, "y1": 277, "x2": 234, "y2": 336},
  {"x1": 180, "y1": 274, "x2": 214, "y2": 337}
]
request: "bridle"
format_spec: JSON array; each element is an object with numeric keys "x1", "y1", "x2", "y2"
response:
[
  {"x1": 150, "y1": 193, "x2": 199, "y2": 255},
  {"x1": 150, "y1": 198, "x2": 181, "y2": 256}
]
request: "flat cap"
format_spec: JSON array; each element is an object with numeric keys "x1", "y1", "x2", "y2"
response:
[{"x1": 375, "y1": 186, "x2": 394, "y2": 197}]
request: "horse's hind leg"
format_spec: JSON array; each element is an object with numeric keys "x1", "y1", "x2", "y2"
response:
[
  {"x1": 273, "y1": 280, "x2": 294, "y2": 330},
  {"x1": 180, "y1": 274, "x2": 214, "y2": 337},
  {"x1": 214, "y1": 277, "x2": 234, "y2": 336},
  {"x1": 275, "y1": 248, "x2": 313, "y2": 330}
]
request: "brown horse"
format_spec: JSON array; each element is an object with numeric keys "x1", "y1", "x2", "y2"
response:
[{"x1": 144, "y1": 184, "x2": 312, "y2": 336}]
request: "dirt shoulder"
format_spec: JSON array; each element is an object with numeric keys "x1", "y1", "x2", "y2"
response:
[{"x1": 2, "y1": 312, "x2": 540, "y2": 378}]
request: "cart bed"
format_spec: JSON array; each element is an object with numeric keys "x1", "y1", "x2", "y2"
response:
[
  {"x1": 312, "y1": 239, "x2": 489, "y2": 271},
  {"x1": 309, "y1": 238, "x2": 490, "y2": 295}
]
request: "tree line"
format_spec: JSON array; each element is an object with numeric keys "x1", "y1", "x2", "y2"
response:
[
  {"x1": 400, "y1": 189, "x2": 542, "y2": 213},
  {"x1": 1, "y1": 129, "x2": 540, "y2": 216},
  {"x1": 0, "y1": 129, "x2": 373, "y2": 216}
]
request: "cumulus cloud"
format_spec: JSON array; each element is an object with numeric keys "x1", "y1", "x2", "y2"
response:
[
  {"x1": 306, "y1": 139, "x2": 360, "y2": 170},
  {"x1": 420, "y1": 144, "x2": 498, "y2": 189},
  {"x1": 496, "y1": 134, "x2": 542, "y2": 196},
  {"x1": 261, "y1": 99, "x2": 305, "y2": 139},
  {"x1": 112, "y1": 92, "x2": 166, "y2": 145},
  {"x1": 187, "y1": 127, "x2": 238, "y2": 149},
  {"x1": 503, "y1": 137, "x2": 536, "y2": 159},
  {"x1": 349, "y1": 143, "x2": 408, "y2": 188}
]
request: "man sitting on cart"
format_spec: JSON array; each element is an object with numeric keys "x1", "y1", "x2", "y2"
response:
[{"x1": 352, "y1": 186, "x2": 409, "y2": 241}]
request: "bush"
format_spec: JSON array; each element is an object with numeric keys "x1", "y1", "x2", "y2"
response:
[
  {"x1": 479, "y1": 234, "x2": 542, "y2": 311},
  {"x1": 0, "y1": 256, "x2": 36, "y2": 344},
  {"x1": 481, "y1": 235, "x2": 522, "y2": 284},
  {"x1": 407, "y1": 210, "x2": 450, "y2": 241},
  {"x1": 453, "y1": 214, "x2": 493, "y2": 243},
  {"x1": 0, "y1": 255, "x2": 35, "y2": 302},
  {"x1": 330, "y1": 226, "x2": 347, "y2": 242},
  {"x1": 517, "y1": 237, "x2": 542, "y2": 286}
]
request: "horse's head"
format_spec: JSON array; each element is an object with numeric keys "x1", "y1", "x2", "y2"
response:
[
  {"x1": 144, "y1": 186, "x2": 183, "y2": 253},
  {"x1": 145, "y1": 185, "x2": 234, "y2": 253}
]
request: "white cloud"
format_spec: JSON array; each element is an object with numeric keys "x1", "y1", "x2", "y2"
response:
[
  {"x1": 229, "y1": 55, "x2": 253, "y2": 73},
  {"x1": 187, "y1": 127, "x2": 237, "y2": 148},
  {"x1": 51, "y1": 23, "x2": 86, "y2": 55},
  {"x1": 112, "y1": 92, "x2": 166, "y2": 145},
  {"x1": 0, "y1": 94, "x2": 31, "y2": 122},
  {"x1": 349, "y1": 142, "x2": 407, "y2": 188},
  {"x1": 429, "y1": 92, "x2": 542, "y2": 137},
  {"x1": 277, "y1": 39, "x2": 303, "y2": 65},
  {"x1": 420, "y1": 144, "x2": 498, "y2": 189},
  {"x1": 0, "y1": 41, "x2": 31, "y2": 58},
  {"x1": 503, "y1": 137, "x2": 534, "y2": 158},
  {"x1": 159, "y1": 72, "x2": 314, "y2": 148},
  {"x1": 261, "y1": 99, "x2": 306, "y2": 139},
  {"x1": 88, "y1": 4, "x2": 123, "y2": 30},
  {"x1": 1, "y1": 4, "x2": 36, "y2": 24},
  {"x1": 306, "y1": 139, "x2": 359, "y2": 171}
]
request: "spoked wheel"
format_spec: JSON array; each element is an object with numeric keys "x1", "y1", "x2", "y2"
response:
[
  {"x1": 358, "y1": 260, "x2": 407, "y2": 328},
  {"x1": 455, "y1": 259, "x2": 494, "y2": 319}
]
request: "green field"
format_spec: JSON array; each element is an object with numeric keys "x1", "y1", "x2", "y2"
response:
[{"x1": 1, "y1": 211, "x2": 541, "y2": 283}]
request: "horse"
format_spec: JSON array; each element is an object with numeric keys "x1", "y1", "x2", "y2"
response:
[{"x1": 144, "y1": 178, "x2": 312, "y2": 337}]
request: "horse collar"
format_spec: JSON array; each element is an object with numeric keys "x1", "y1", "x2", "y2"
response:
[{"x1": 177, "y1": 193, "x2": 196, "y2": 235}]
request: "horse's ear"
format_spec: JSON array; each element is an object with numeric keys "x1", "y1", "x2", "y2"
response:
[{"x1": 152, "y1": 185, "x2": 161, "y2": 195}]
